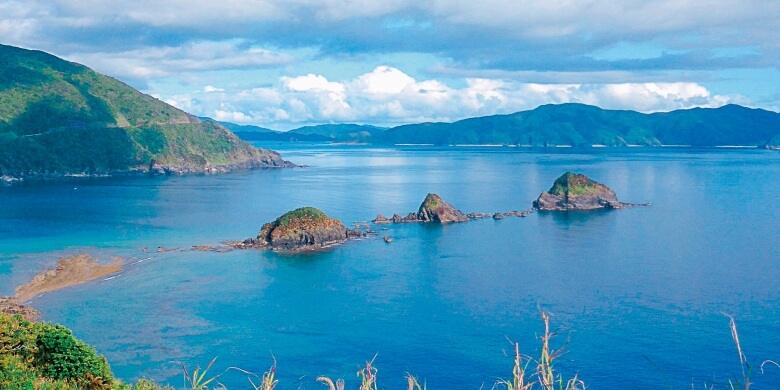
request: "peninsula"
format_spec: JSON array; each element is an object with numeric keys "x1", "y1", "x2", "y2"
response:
[{"x1": 0, "y1": 44, "x2": 294, "y2": 183}]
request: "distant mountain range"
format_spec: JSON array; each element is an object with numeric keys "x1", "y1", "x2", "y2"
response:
[
  {"x1": 377, "y1": 103, "x2": 780, "y2": 147},
  {"x1": 214, "y1": 121, "x2": 386, "y2": 143},
  {"x1": 234, "y1": 104, "x2": 780, "y2": 148},
  {"x1": 0, "y1": 44, "x2": 291, "y2": 181}
]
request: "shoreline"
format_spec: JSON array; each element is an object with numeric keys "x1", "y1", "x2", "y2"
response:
[{"x1": 1, "y1": 162, "x2": 298, "y2": 186}]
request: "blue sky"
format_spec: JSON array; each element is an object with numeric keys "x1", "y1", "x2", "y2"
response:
[{"x1": 2, "y1": 0, "x2": 779, "y2": 130}]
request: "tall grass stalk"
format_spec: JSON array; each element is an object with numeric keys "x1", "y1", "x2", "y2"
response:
[
  {"x1": 316, "y1": 376, "x2": 345, "y2": 390},
  {"x1": 357, "y1": 355, "x2": 379, "y2": 390},
  {"x1": 536, "y1": 312, "x2": 585, "y2": 390},
  {"x1": 164, "y1": 315, "x2": 779, "y2": 390},
  {"x1": 180, "y1": 357, "x2": 220, "y2": 390},
  {"x1": 725, "y1": 313, "x2": 751, "y2": 390},
  {"x1": 406, "y1": 373, "x2": 426, "y2": 390},
  {"x1": 229, "y1": 358, "x2": 278, "y2": 390},
  {"x1": 495, "y1": 312, "x2": 585, "y2": 390},
  {"x1": 493, "y1": 342, "x2": 532, "y2": 390}
]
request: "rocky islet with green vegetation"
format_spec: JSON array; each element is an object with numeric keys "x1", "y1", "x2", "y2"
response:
[
  {"x1": 235, "y1": 207, "x2": 364, "y2": 251},
  {"x1": 532, "y1": 172, "x2": 650, "y2": 210}
]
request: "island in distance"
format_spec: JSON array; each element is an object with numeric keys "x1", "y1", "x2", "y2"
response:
[{"x1": 533, "y1": 172, "x2": 649, "y2": 211}]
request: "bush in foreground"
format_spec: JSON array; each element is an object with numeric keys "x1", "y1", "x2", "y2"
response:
[{"x1": 1, "y1": 313, "x2": 121, "y2": 389}]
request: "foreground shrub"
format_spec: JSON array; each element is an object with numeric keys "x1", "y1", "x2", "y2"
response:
[{"x1": 0, "y1": 313, "x2": 121, "y2": 390}]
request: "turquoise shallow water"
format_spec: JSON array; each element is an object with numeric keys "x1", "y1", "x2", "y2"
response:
[{"x1": 1, "y1": 145, "x2": 780, "y2": 388}]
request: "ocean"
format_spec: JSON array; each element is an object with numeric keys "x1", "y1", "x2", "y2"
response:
[{"x1": 1, "y1": 144, "x2": 779, "y2": 389}]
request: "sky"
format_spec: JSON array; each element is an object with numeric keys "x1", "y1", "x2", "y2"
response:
[{"x1": 2, "y1": 0, "x2": 779, "y2": 130}]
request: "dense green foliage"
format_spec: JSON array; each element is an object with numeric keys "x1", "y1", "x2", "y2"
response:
[
  {"x1": 231, "y1": 123, "x2": 385, "y2": 142},
  {"x1": 0, "y1": 44, "x2": 280, "y2": 177},
  {"x1": 548, "y1": 172, "x2": 598, "y2": 197},
  {"x1": 0, "y1": 313, "x2": 177, "y2": 389},
  {"x1": 209, "y1": 120, "x2": 330, "y2": 142},
  {"x1": 289, "y1": 124, "x2": 387, "y2": 143},
  {"x1": 375, "y1": 103, "x2": 780, "y2": 147},
  {"x1": 0, "y1": 44, "x2": 192, "y2": 135},
  {"x1": 420, "y1": 193, "x2": 442, "y2": 210},
  {"x1": 276, "y1": 207, "x2": 328, "y2": 227},
  {"x1": 230, "y1": 104, "x2": 780, "y2": 147},
  {"x1": 0, "y1": 313, "x2": 118, "y2": 389}
]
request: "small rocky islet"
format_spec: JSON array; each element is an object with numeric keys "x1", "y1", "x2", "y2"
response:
[
  {"x1": 231, "y1": 207, "x2": 366, "y2": 251},
  {"x1": 532, "y1": 172, "x2": 649, "y2": 211},
  {"x1": 373, "y1": 193, "x2": 470, "y2": 224}
]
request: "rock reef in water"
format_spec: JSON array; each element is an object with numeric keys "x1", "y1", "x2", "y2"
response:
[
  {"x1": 372, "y1": 214, "x2": 392, "y2": 224},
  {"x1": 374, "y1": 193, "x2": 469, "y2": 224},
  {"x1": 533, "y1": 172, "x2": 624, "y2": 210},
  {"x1": 239, "y1": 207, "x2": 362, "y2": 251}
]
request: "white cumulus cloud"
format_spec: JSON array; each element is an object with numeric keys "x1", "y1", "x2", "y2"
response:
[
  {"x1": 353, "y1": 66, "x2": 417, "y2": 95},
  {"x1": 159, "y1": 65, "x2": 737, "y2": 130}
]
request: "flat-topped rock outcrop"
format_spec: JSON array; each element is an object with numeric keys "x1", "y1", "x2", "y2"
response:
[
  {"x1": 533, "y1": 172, "x2": 624, "y2": 210},
  {"x1": 239, "y1": 207, "x2": 360, "y2": 251}
]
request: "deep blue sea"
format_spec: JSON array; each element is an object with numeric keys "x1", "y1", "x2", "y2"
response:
[{"x1": 2, "y1": 145, "x2": 780, "y2": 389}]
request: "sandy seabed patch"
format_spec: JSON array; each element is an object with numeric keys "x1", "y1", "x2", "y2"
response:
[{"x1": 14, "y1": 253, "x2": 123, "y2": 302}]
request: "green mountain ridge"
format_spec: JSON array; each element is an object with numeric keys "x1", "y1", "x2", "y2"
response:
[
  {"x1": 228, "y1": 104, "x2": 780, "y2": 148},
  {"x1": 0, "y1": 44, "x2": 292, "y2": 180},
  {"x1": 375, "y1": 103, "x2": 780, "y2": 147},
  {"x1": 204, "y1": 119, "x2": 334, "y2": 142},
  {"x1": 226, "y1": 123, "x2": 386, "y2": 143},
  {"x1": 289, "y1": 124, "x2": 387, "y2": 143}
]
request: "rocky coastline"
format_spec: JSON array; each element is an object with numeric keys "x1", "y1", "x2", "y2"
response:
[
  {"x1": 1, "y1": 154, "x2": 298, "y2": 186},
  {"x1": 147, "y1": 149, "x2": 297, "y2": 175}
]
